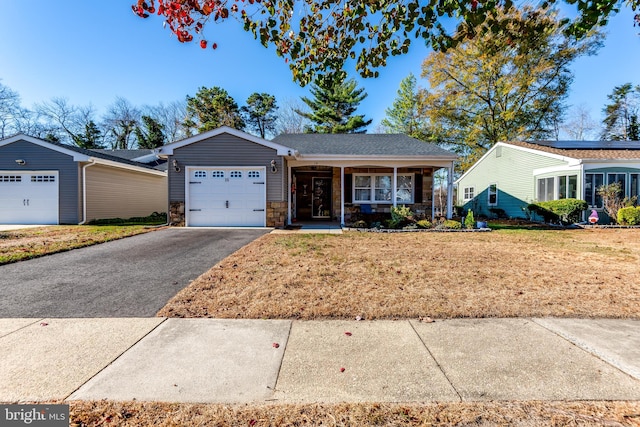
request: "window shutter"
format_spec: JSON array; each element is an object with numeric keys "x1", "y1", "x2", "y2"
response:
[
  {"x1": 345, "y1": 174, "x2": 352, "y2": 203},
  {"x1": 415, "y1": 174, "x2": 423, "y2": 203}
]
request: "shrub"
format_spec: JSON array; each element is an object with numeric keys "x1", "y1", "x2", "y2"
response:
[
  {"x1": 537, "y1": 198, "x2": 588, "y2": 224},
  {"x1": 464, "y1": 209, "x2": 475, "y2": 229},
  {"x1": 440, "y1": 219, "x2": 462, "y2": 230},
  {"x1": 597, "y1": 183, "x2": 637, "y2": 224},
  {"x1": 416, "y1": 219, "x2": 432, "y2": 229},
  {"x1": 389, "y1": 205, "x2": 414, "y2": 229},
  {"x1": 351, "y1": 220, "x2": 368, "y2": 228},
  {"x1": 528, "y1": 199, "x2": 587, "y2": 224},
  {"x1": 617, "y1": 206, "x2": 640, "y2": 225}
]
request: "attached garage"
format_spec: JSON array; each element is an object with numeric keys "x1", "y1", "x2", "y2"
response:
[
  {"x1": 0, "y1": 171, "x2": 59, "y2": 224},
  {"x1": 186, "y1": 166, "x2": 266, "y2": 226},
  {"x1": 0, "y1": 134, "x2": 167, "y2": 225}
]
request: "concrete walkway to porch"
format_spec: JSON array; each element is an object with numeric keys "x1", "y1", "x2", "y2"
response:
[{"x1": 271, "y1": 222, "x2": 343, "y2": 234}]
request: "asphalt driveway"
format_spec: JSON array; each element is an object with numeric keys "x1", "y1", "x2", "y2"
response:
[{"x1": 0, "y1": 228, "x2": 269, "y2": 317}]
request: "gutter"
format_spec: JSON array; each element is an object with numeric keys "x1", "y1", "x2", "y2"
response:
[{"x1": 78, "y1": 160, "x2": 96, "y2": 225}]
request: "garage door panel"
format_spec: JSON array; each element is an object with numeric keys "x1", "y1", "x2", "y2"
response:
[
  {"x1": 187, "y1": 167, "x2": 266, "y2": 227},
  {"x1": 0, "y1": 172, "x2": 58, "y2": 225}
]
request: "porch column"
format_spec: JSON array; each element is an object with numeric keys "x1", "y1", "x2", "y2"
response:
[
  {"x1": 340, "y1": 166, "x2": 345, "y2": 226},
  {"x1": 287, "y1": 164, "x2": 292, "y2": 225},
  {"x1": 392, "y1": 167, "x2": 397, "y2": 207},
  {"x1": 447, "y1": 162, "x2": 454, "y2": 219}
]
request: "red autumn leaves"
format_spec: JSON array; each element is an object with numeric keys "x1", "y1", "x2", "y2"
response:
[{"x1": 132, "y1": 0, "x2": 249, "y2": 49}]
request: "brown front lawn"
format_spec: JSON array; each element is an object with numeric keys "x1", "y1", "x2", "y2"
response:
[
  {"x1": 0, "y1": 225, "x2": 162, "y2": 265},
  {"x1": 69, "y1": 400, "x2": 640, "y2": 426},
  {"x1": 159, "y1": 228, "x2": 640, "y2": 319}
]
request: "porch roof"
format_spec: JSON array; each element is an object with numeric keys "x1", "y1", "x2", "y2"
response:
[{"x1": 272, "y1": 134, "x2": 457, "y2": 159}]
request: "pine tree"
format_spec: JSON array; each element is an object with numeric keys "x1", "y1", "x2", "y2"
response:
[
  {"x1": 381, "y1": 73, "x2": 427, "y2": 139},
  {"x1": 297, "y1": 74, "x2": 371, "y2": 133},
  {"x1": 184, "y1": 86, "x2": 244, "y2": 133},
  {"x1": 601, "y1": 83, "x2": 640, "y2": 141},
  {"x1": 241, "y1": 93, "x2": 278, "y2": 139},
  {"x1": 135, "y1": 115, "x2": 166, "y2": 148},
  {"x1": 73, "y1": 120, "x2": 104, "y2": 149}
]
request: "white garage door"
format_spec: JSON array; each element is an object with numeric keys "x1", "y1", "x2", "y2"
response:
[
  {"x1": 187, "y1": 167, "x2": 266, "y2": 227},
  {"x1": 0, "y1": 171, "x2": 59, "y2": 224}
]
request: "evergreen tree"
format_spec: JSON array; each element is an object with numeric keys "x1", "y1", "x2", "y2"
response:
[
  {"x1": 381, "y1": 73, "x2": 428, "y2": 139},
  {"x1": 184, "y1": 86, "x2": 244, "y2": 133},
  {"x1": 135, "y1": 115, "x2": 166, "y2": 148},
  {"x1": 297, "y1": 74, "x2": 372, "y2": 134},
  {"x1": 601, "y1": 83, "x2": 640, "y2": 141},
  {"x1": 73, "y1": 120, "x2": 104, "y2": 149},
  {"x1": 241, "y1": 93, "x2": 278, "y2": 139}
]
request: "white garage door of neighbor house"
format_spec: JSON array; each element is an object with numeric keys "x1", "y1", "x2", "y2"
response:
[
  {"x1": 187, "y1": 167, "x2": 266, "y2": 227},
  {"x1": 0, "y1": 171, "x2": 59, "y2": 224}
]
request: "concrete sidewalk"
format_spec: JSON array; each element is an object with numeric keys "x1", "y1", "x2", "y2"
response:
[{"x1": 0, "y1": 318, "x2": 638, "y2": 403}]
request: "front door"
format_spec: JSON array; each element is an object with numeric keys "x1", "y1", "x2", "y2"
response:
[{"x1": 312, "y1": 177, "x2": 331, "y2": 219}]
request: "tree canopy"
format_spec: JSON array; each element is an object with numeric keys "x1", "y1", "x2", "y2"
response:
[
  {"x1": 381, "y1": 73, "x2": 428, "y2": 140},
  {"x1": 184, "y1": 86, "x2": 244, "y2": 133},
  {"x1": 297, "y1": 74, "x2": 371, "y2": 133},
  {"x1": 241, "y1": 93, "x2": 278, "y2": 138},
  {"x1": 601, "y1": 83, "x2": 640, "y2": 140},
  {"x1": 418, "y1": 6, "x2": 601, "y2": 171},
  {"x1": 132, "y1": 0, "x2": 638, "y2": 85}
]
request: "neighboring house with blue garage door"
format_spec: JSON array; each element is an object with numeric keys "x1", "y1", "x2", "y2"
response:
[
  {"x1": 0, "y1": 134, "x2": 167, "y2": 225},
  {"x1": 157, "y1": 126, "x2": 458, "y2": 227},
  {"x1": 455, "y1": 140, "x2": 640, "y2": 222}
]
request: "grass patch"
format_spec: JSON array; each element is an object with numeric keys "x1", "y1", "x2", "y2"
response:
[
  {"x1": 160, "y1": 228, "x2": 640, "y2": 319},
  {"x1": 68, "y1": 400, "x2": 640, "y2": 426},
  {"x1": 0, "y1": 225, "x2": 162, "y2": 265}
]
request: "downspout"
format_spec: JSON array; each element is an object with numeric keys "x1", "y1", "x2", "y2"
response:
[
  {"x1": 78, "y1": 160, "x2": 96, "y2": 225},
  {"x1": 447, "y1": 162, "x2": 454, "y2": 219}
]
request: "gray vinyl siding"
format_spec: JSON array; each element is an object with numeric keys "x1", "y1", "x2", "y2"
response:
[
  {"x1": 457, "y1": 144, "x2": 568, "y2": 218},
  {"x1": 0, "y1": 139, "x2": 79, "y2": 223},
  {"x1": 168, "y1": 133, "x2": 285, "y2": 202},
  {"x1": 85, "y1": 165, "x2": 167, "y2": 222}
]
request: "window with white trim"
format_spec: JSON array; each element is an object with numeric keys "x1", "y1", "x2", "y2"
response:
[
  {"x1": 488, "y1": 183, "x2": 498, "y2": 206},
  {"x1": 463, "y1": 187, "x2": 475, "y2": 201},
  {"x1": 584, "y1": 173, "x2": 604, "y2": 208},
  {"x1": 353, "y1": 173, "x2": 414, "y2": 204},
  {"x1": 557, "y1": 175, "x2": 577, "y2": 199},
  {"x1": 31, "y1": 175, "x2": 56, "y2": 182},
  {"x1": 537, "y1": 177, "x2": 554, "y2": 202},
  {"x1": 230, "y1": 171, "x2": 242, "y2": 178},
  {"x1": 194, "y1": 171, "x2": 207, "y2": 178},
  {"x1": 0, "y1": 175, "x2": 21, "y2": 182},
  {"x1": 211, "y1": 171, "x2": 224, "y2": 178},
  {"x1": 248, "y1": 171, "x2": 261, "y2": 178}
]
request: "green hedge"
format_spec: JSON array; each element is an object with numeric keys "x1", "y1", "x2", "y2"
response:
[
  {"x1": 528, "y1": 199, "x2": 588, "y2": 224},
  {"x1": 617, "y1": 206, "x2": 640, "y2": 225}
]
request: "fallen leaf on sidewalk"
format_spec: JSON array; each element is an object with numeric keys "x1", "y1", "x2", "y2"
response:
[
  {"x1": 344, "y1": 332, "x2": 352, "y2": 336},
  {"x1": 272, "y1": 343, "x2": 280, "y2": 348},
  {"x1": 340, "y1": 367, "x2": 345, "y2": 372},
  {"x1": 40, "y1": 322, "x2": 48, "y2": 327},
  {"x1": 419, "y1": 317, "x2": 435, "y2": 323}
]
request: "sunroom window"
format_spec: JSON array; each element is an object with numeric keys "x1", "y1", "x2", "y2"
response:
[{"x1": 353, "y1": 173, "x2": 414, "y2": 204}]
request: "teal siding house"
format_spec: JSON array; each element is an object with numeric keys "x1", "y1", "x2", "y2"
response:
[{"x1": 455, "y1": 141, "x2": 640, "y2": 222}]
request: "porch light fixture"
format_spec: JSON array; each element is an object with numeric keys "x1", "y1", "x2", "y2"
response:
[
  {"x1": 15, "y1": 159, "x2": 26, "y2": 166},
  {"x1": 270, "y1": 159, "x2": 278, "y2": 173},
  {"x1": 172, "y1": 159, "x2": 181, "y2": 172}
]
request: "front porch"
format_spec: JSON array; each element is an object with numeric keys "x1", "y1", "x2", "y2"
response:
[{"x1": 287, "y1": 163, "x2": 455, "y2": 227}]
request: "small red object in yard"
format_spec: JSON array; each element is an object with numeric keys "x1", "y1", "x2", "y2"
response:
[
  {"x1": 40, "y1": 322, "x2": 48, "y2": 327},
  {"x1": 340, "y1": 367, "x2": 345, "y2": 372},
  {"x1": 344, "y1": 332, "x2": 352, "y2": 336},
  {"x1": 249, "y1": 420, "x2": 257, "y2": 426},
  {"x1": 272, "y1": 343, "x2": 280, "y2": 348}
]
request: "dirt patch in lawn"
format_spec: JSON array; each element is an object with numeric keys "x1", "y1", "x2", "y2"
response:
[
  {"x1": 69, "y1": 400, "x2": 640, "y2": 426},
  {"x1": 159, "y1": 228, "x2": 640, "y2": 319},
  {"x1": 0, "y1": 225, "x2": 161, "y2": 265}
]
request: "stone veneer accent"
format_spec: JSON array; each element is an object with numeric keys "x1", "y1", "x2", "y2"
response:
[
  {"x1": 332, "y1": 167, "x2": 342, "y2": 221},
  {"x1": 267, "y1": 201, "x2": 287, "y2": 227},
  {"x1": 169, "y1": 201, "x2": 185, "y2": 226}
]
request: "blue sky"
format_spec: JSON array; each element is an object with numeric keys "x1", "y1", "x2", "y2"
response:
[{"x1": 0, "y1": 1, "x2": 639, "y2": 136}]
